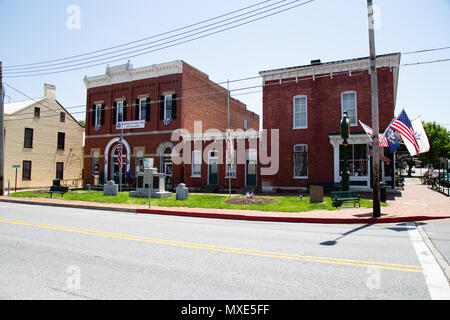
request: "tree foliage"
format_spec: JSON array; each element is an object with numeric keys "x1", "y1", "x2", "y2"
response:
[{"x1": 418, "y1": 121, "x2": 450, "y2": 167}]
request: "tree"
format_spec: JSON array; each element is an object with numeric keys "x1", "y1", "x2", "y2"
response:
[
  {"x1": 79, "y1": 120, "x2": 85, "y2": 127},
  {"x1": 418, "y1": 121, "x2": 450, "y2": 168}
]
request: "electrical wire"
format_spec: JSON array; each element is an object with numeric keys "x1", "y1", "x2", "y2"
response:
[
  {"x1": 3, "y1": 0, "x2": 315, "y2": 78},
  {"x1": 3, "y1": 0, "x2": 274, "y2": 70},
  {"x1": 3, "y1": 56, "x2": 450, "y2": 121}
]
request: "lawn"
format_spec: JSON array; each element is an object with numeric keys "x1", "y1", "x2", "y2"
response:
[{"x1": 9, "y1": 190, "x2": 386, "y2": 212}]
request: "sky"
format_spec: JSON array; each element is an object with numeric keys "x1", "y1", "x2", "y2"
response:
[{"x1": 1, "y1": 0, "x2": 449, "y2": 129}]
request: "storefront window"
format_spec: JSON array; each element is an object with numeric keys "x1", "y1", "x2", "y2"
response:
[{"x1": 339, "y1": 144, "x2": 368, "y2": 176}]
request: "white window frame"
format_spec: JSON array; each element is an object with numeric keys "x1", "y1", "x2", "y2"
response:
[
  {"x1": 164, "y1": 95, "x2": 172, "y2": 120},
  {"x1": 95, "y1": 104, "x2": 102, "y2": 126},
  {"x1": 293, "y1": 144, "x2": 308, "y2": 179},
  {"x1": 341, "y1": 91, "x2": 357, "y2": 126},
  {"x1": 116, "y1": 100, "x2": 124, "y2": 124},
  {"x1": 293, "y1": 95, "x2": 307, "y2": 129},
  {"x1": 191, "y1": 150, "x2": 202, "y2": 177},
  {"x1": 139, "y1": 98, "x2": 146, "y2": 121}
]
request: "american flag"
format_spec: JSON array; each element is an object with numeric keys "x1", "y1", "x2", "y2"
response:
[
  {"x1": 117, "y1": 138, "x2": 123, "y2": 168},
  {"x1": 390, "y1": 110, "x2": 420, "y2": 154},
  {"x1": 359, "y1": 121, "x2": 389, "y2": 147}
]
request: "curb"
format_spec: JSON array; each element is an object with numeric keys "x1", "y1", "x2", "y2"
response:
[
  {"x1": 135, "y1": 208, "x2": 450, "y2": 224},
  {"x1": 2, "y1": 197, "x2": 449, "y2": 224}
]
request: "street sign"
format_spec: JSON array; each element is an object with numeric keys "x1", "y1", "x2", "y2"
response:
[
  {"x1": 12, "y1": 164, "x2": 20, "y2": 168},
  {"x1": 116, "y1": 120, "x2": 145, "y2": 130}
]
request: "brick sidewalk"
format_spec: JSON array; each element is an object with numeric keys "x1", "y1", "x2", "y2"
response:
[{"x1": 1, "y1": 178, "x2": 449, "y2": 223}]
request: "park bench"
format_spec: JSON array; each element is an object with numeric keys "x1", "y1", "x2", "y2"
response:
[
  {"x1": 331, "y1": 191, "x2": 360, "y2": 208},
  {"x1": 49, "y1": 185, "x2": 69, "y2": 198}
]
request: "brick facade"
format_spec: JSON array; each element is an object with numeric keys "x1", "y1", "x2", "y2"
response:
[
  {"x1": 259, "y1": 53, "x2": 401, "y2": 191},
  {"x1": 83, "y1": 60, "x2": 259, "y2": 191}
]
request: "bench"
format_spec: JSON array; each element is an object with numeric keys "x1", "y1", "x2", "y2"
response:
[
  {"x1": 49, "y1": 186, "x2": 69, "y2": 198},
  {"x1": 331, "y1": 191, "x2": 360, "y2": 208}
]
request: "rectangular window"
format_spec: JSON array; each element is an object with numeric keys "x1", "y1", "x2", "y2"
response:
[
  {"x1": 293, "y1": 144, "x2": 308, "y2": 178},
  {"x1": 135, "y1": 149, "x2": 144, "y2": 174},
  {"x1": 116, "y1": 100, "x2": 124, "y2": 123},
  {"x1": 339, "y1": 144, "x2": 368, "y2": 176},
  {"x1": 92, "y1": 150, "x2": 99, "y2": 175},
  {"x1": 244, "y1": 119, "x2": 248, "y2": 131},
  {"x1": 226, "y1": 150, "x2": 236, "y2": 178},
  {"x1": 24, "y1": 128, "x2": 34, "y2": 148},
  {"x1": 95, "y1": 104, "x2": 102, "y2": 126},
  {"x1": 293, "y1": 96, "x2": 307, "y2": 129},
  {"x1": 164, "y1": 95, "x2": 172, "y2": 120},
  {"x1": 139, "y1": 98, "x2": 147, "y2": 121},
  {"x1": 60, "y1": 112, "x2": 65, "y2": 122},
  {"x1": 57, "y1": 132, "x2": 65, "y2": 150},
  {"x1": 56, "y1": 162, "x2": 64, "y2": 180},
  {"x1": 342, "y1": 92, "x2": 357, "y2": 126},
  {"x1": 22, "y1": 160, "x2": 32, "y2": 180},
  {"x1": 192, "y1": 150, "x2": 202, "y2": 177},
  {"x1": 34, "y1": 107, "x2": 40, "y2": 118}
]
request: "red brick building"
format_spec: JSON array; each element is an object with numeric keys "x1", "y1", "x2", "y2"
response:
[
  {"x1": 259, "y1": 53, "x2": 401, "y2": 191},
  {"x1": 83, "y1": 60, "x2": 259, "y2": 190}
]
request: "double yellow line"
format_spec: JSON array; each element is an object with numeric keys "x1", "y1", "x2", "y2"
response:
[{"x1": 0, "y1": 217, "x2": 422, "y2": 273}]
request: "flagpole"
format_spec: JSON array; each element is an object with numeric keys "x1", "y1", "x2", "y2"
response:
[
  {"x1": 367, "y1": 0, "x2": 381, "y2": 218},
  {"x1": 120, "y1": 117, "x2": 123, "y2": 193},
  {"x1": 227, "y1": 80, "x2": 231, "y2": 198}
]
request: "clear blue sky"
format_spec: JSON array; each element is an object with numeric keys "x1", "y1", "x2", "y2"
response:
[{"x1": 1, "y1": 0, "x2": 449, "y2": 129}]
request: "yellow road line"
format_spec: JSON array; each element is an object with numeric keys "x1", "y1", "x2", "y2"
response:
[{"x1": 0, "y1": 217, "x2": 422, "y2": 273}]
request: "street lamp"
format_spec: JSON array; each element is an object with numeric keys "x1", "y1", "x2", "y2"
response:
[{"x1": 340, "y1": 112, "x2": 350, "y2": 191}]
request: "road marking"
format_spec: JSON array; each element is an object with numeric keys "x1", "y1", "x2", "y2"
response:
[
  {"x1": 406, "y1": 222, "x2": 450, "y2": 299},
  {"x1": 0, "y1": 217, "x2": 422, "y2": 273}
]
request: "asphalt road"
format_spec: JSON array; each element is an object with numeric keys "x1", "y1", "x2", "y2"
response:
[{"x1": 0, "y1": 202, "x2": 448, "y2": 300}]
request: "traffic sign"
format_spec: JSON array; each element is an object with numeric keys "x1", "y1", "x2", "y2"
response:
[{"x1": 116, "y1": 120, "x2": 145, "y2": 130}]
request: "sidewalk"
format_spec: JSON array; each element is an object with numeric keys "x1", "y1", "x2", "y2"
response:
[{"x1": 1, "y1": 178, "x2": 449, "y2": 224}]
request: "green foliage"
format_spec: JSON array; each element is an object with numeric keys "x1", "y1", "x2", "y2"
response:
[
  {"x1": 10, "y1": 191, "x2": 385, "y2": 212},
  {"x1": 418, "y1": 121, "x2": 450, "y2": 167}
]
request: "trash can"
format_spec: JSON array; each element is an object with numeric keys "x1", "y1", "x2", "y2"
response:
[
  {"x1": 52, "y1": 179, "x2": 60, "y2": 187},
  {"x1": 380, "y1": 182, "x2": 386, "y2": 202}
]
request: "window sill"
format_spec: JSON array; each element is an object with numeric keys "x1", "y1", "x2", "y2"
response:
[
  {"x1": 293, "y1": 127, "x2": 308, "y2": 130},
  {"x1": 293, "y1": 176, "x2": 308, "y2": 179},
  {"x1": 191, "y1": 175, "x2": 201, "y2": 178}
]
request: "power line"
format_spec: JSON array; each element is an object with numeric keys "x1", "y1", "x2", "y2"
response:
[
  {"x1": 4, "y1": 0, "x2": 286, "y2": 72},
  {"x1": 3, "y1": 0, "x2": 274, "y2": 70},
  {"x1": 402, "y1": 46, "x2": 450, "y2": 55},
  {"x1": 3, "y1": 0, "x2": 315, "y2": 78},
  {"x1": 4, "y1": 56, "x2": 450, "y2": 121}
]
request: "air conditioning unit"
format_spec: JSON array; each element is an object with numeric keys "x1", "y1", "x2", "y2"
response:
[{"x1": 294, "y1": 145, "x2": 308, "y2": 153}]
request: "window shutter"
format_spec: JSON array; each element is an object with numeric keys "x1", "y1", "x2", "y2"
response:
[
  {"x1": 113, "y1": 102, "x2": 117, "y2": 125},
  {"x1": 123, "y1": 101, "x2": 127, "y2": 121},
  {"x1": 100, "y1": 104, "x2": 105, "y2": 125},
  {"x1": 91, "y1": 105, "x2": 96, "y2": 126},
  {"x1": 160, "y1": 96, "x2": 165, "y2": 120},
  {"x1": 171, "y1": 94, "x2": 177, "y2": 120},
  {"x1": 146, "y1": 97, "x2": 151, "y2": 121},
  {"x1": 135, "y1": 99, "x2": 140, "y2": 120}
]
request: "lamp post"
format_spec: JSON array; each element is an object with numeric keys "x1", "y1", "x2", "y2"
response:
[{"x1": 340, "y1": 112, "x2": 350, "y2": 191}]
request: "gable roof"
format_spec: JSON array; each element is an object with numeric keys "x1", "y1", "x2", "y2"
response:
[{"x1": 4, "y1": 98, "x2": 45, "y2": 115}]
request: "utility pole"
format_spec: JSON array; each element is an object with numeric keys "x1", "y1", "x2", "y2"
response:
[
  {"x1": 367, "y1": 0, "x2": 381, "y2": 217},
  {"x1": 0, "y1": 61, "x2": 4, "y2": 196},
  {"x1": 227, "y1": 80, "x2": 231, "y2": 198}
]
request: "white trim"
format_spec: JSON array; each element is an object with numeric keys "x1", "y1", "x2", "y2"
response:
[
  {"x1": 293, "y1": 143, "x2": 308, "y2": 179},
  {"x1": 116, "y1": 100, "x2": 124, "y2": 124},
  {"x1": 245, "y1": 149, "x2": 258, "y2": 187},
  {"x1": 207, "y1": 150, "x2": 219, "y2": 185},
  {"x1": 191, "y1": 150, "x2": 202, "y2": 178},
  {"x1": 103, "y1": 137, "x2": 131, "y2": 182},
  {"x1": 94, "y1": 103, "x2": 102, "y2": 127},
  {"x1": 138, "y1": 98, "x2": 146, "y2": 121},
  {"x1": 293, "y1": 95, "x2": 307, "y2": 129},
  {"x1": 341, "y1": 91, "x2": 358, "y2": 126}
]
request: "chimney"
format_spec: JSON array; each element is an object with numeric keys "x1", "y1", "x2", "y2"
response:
[
  {"x1": 311, "y1": 59, "x2": 322, "y2": 65},
  {"x1": 44, "y1": 83, "x2": 56, "y2": 100}
]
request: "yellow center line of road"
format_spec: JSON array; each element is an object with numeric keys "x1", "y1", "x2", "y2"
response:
[{"x1": 0, "y1": 217, "x2": 422, "y2": 273}]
